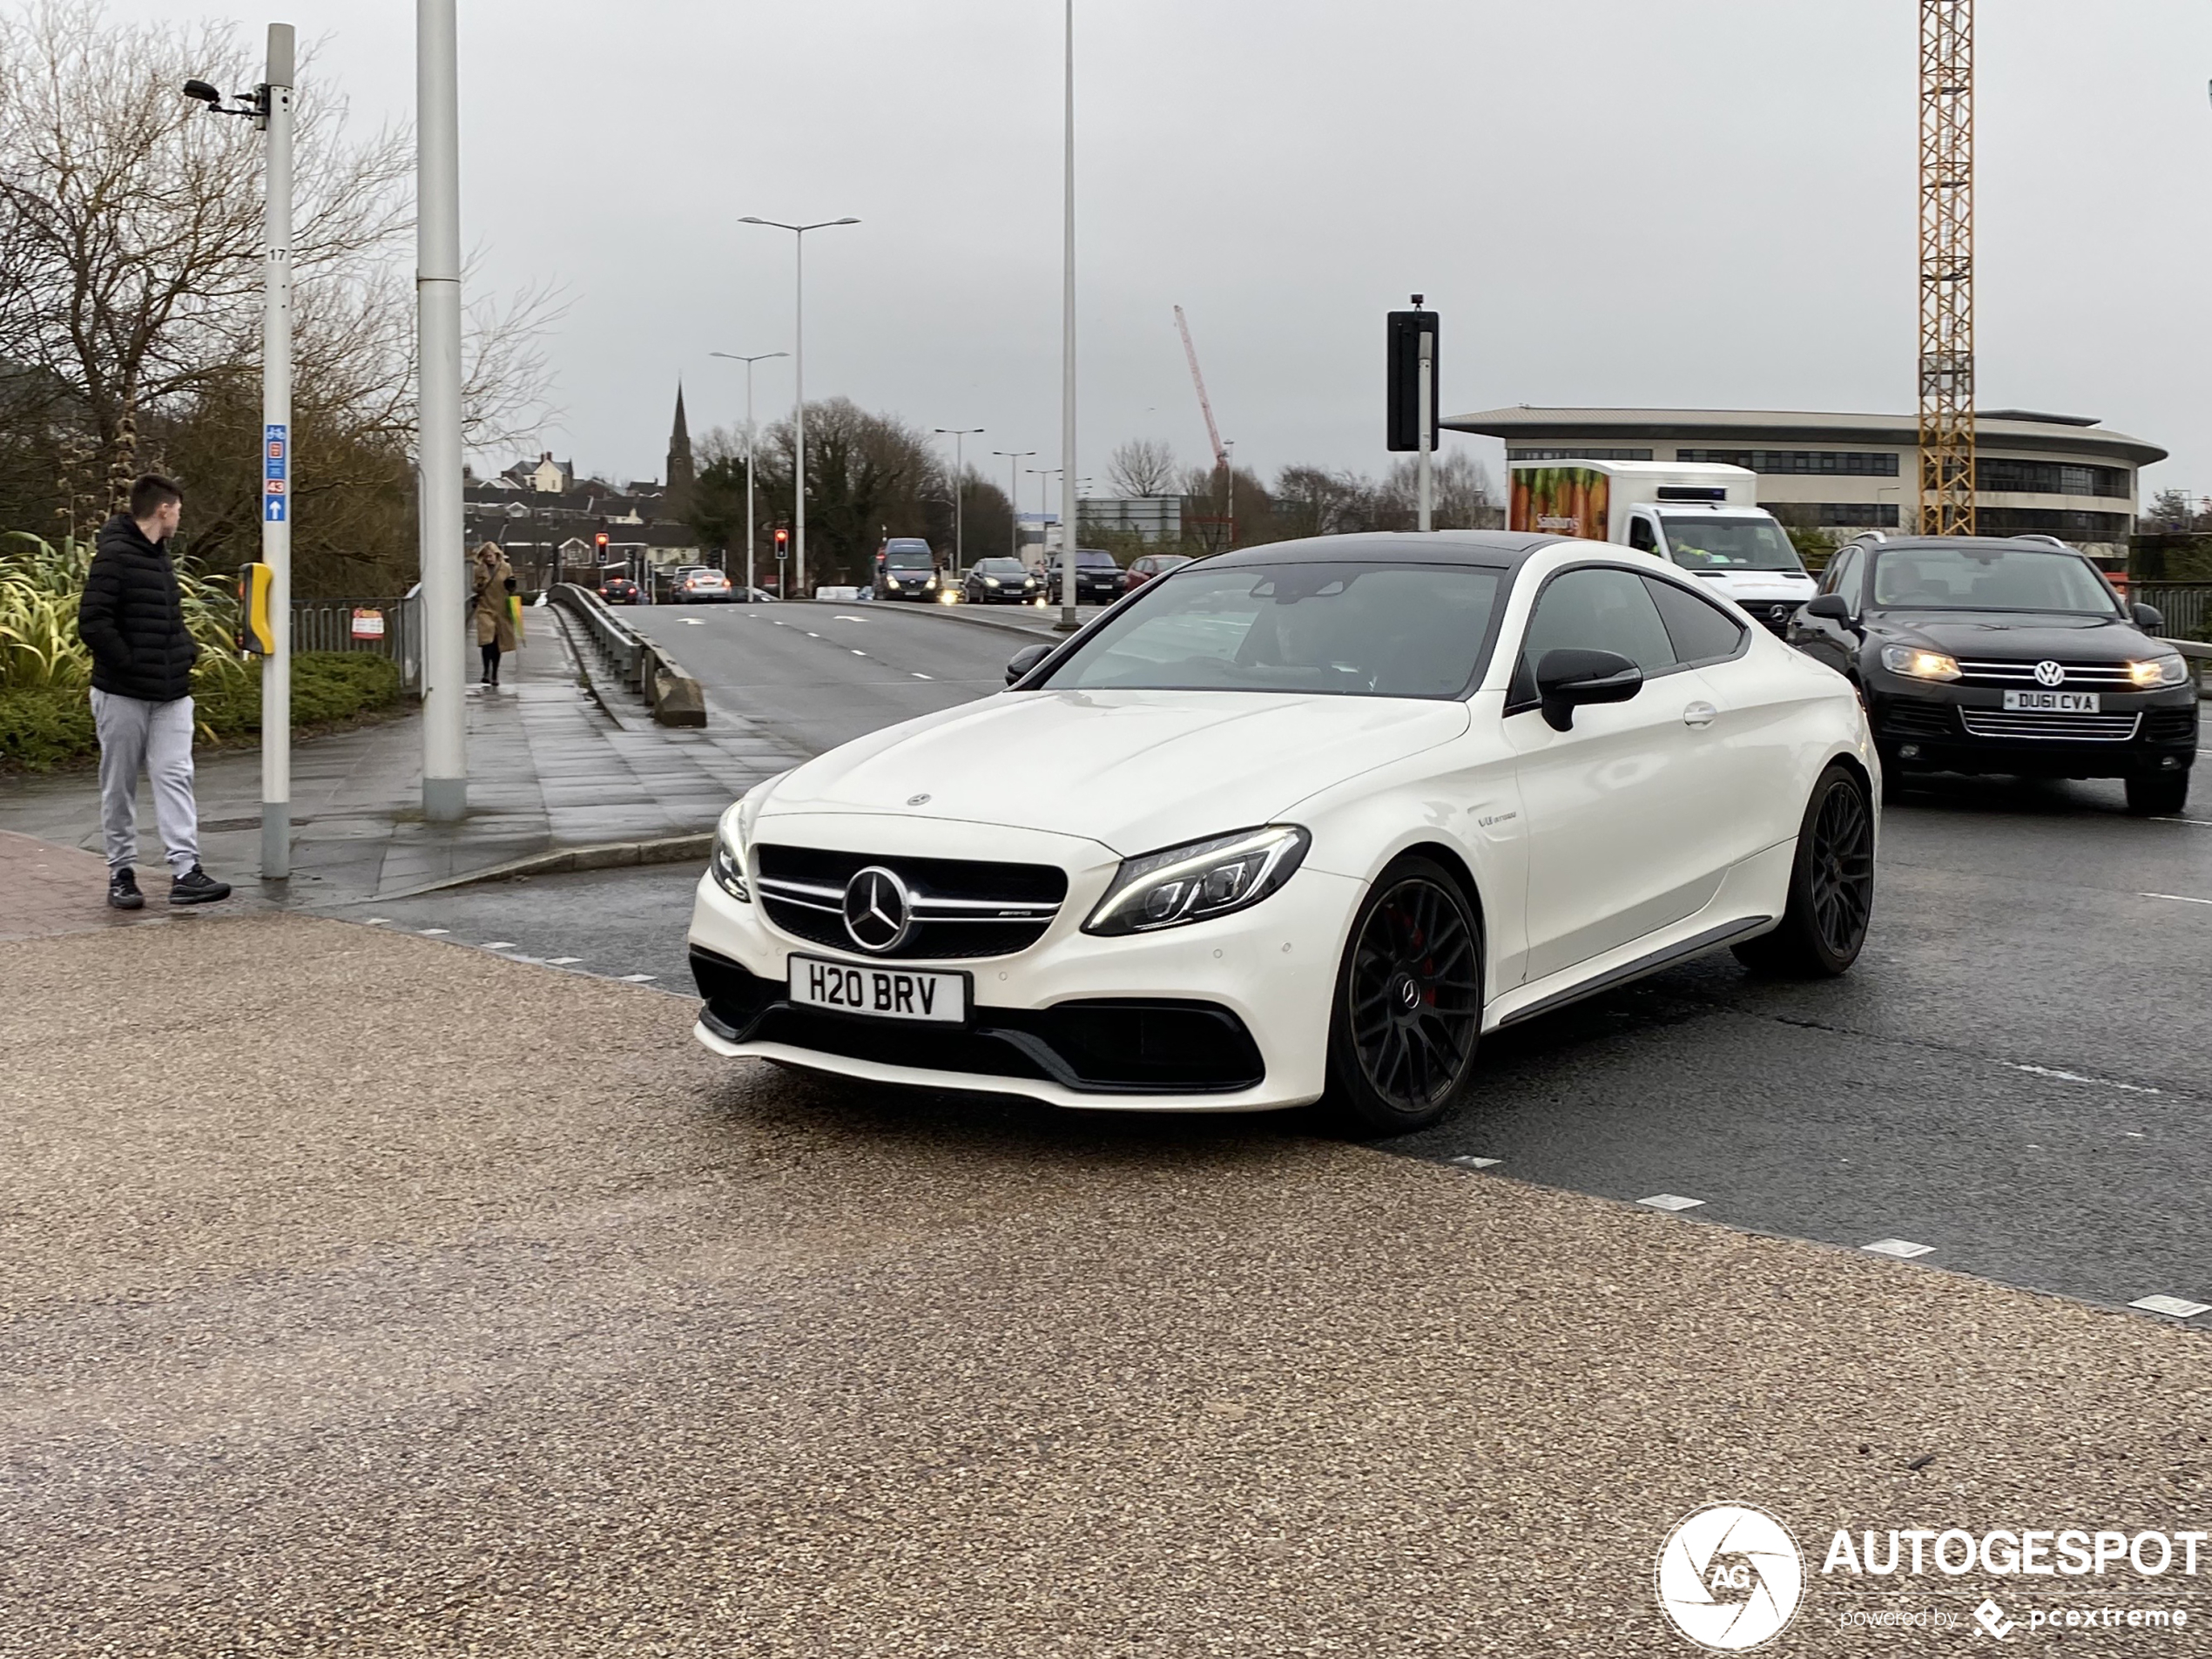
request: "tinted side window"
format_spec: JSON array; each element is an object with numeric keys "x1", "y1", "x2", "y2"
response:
[
  {"x1": 1521, "y1": 567, "x2": 1677, "y2": 678},
  {"x1": 1627, "y1": 516, "x2": 1658, "y2": 553},
  {"x1": 1822, "y1": 546, "x2": 1861, "y2": 601},
  {"x1": 1643, "y1": 576, "x2": 1747, "y2": 664}
]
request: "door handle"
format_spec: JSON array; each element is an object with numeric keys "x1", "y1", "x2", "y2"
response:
[{"x1": 1682, "y1": 700, "x2": 1717, "y2": 728}]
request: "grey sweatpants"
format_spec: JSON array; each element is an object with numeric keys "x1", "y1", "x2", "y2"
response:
[{"x1": 91, "y1": 689, "x2": 199, "y2": 875}]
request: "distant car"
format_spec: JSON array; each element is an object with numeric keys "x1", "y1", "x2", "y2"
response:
[
  {"x1": 1123, "y1": 552, "x2": 1193, "y2": 593},
  {"x1": 597, "y1": 577, "x2": 640, "y2": 605},
  {"x1": 962, "y1": 556, "x2": 1042, "y2": 605},
  {"x1": 1046, "y1": 547, "x2": 1123, "y2": 605},
  {"x1": 674, "y1": 568, "x2": 734, "y2": 604},
  {"x1": 1789, "y1": 535, "x2": 2197, "y2": 815},
  {"x1": 875, "y1": 538, "x2": 942, "y2": 602}
]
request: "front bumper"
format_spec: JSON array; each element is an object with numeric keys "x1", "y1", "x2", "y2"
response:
[
  {"x1": 1869, "y1": 679, "x2": 2197, "y2": 779},
  {"x1": 685, "y1": 843, "x2": 1360, "y2": 1112}
]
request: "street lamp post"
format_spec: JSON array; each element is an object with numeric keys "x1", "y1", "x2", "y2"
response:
[
  {"x1": 993, "y1": 449, "x2": 1035, "y2": 566},
  {"x1": 738, "y1": 216, "x2": 857, "y2": 600},
  {"x1": 712, "y1": 350, "x2": 787, "y2": 602},
  {"x1": 934, "y1": 428, "x2": 984, "y2": 579},
  {"x1": 415, "y1": 0, "x2": 467, "y2": 819},
  {"x1": 1029, "y1": 467, "x2": 1062, "y2": 601},
  {"x1": 184, "y1": 25, "x2": 297, "y2": 873},
  {"x1": 1057, "y1": 0, "x2": 1079, "y2": 631}
]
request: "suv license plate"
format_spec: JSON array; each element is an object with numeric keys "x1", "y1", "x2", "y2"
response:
[
  {"x1": 789, "y1": 955, "x2": 968, "y2": 1023},
  {"x1": 2004, "y1": 690, "x2": 2100, "y2": 713}
]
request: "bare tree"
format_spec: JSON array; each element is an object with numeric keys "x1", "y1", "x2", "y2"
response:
[
  {"x1": 1108, "y1": 438, "x2": 1178, "y2": 498},
  {"x1": 0, "y1": 1, "x2": 556, "y2": 549}
]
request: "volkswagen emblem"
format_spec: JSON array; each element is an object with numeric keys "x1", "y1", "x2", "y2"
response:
[
  {"x1": 2033, "y1": 659, "x2": 2066, "y2": 687},
  {"x1": 841, "y1": 865, "x2": 913, "y2": 954}
]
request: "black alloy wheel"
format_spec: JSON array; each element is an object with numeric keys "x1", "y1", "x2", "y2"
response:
[
  {"x1": 1733, "y1": 763, "x2": 1876, "y2": 978},
  {"x1": 1325, "y1": 857, "x2": 1485, "y2": 1135}
]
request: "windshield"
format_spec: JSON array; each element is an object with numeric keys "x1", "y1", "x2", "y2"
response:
[
  {"x1": 1658, "y1": 515, "x2": 1804, "y2": 572},
  {"x1": 974, "y1": 559, "x2": 1022, "y2": 575},
  {"x1": 1870, "y1": 545, "x2": 2119, "y2": 614},
  {"x1": 884, "y1": 550, "x2": 933, "y2": 570},
  {"x1": 1075, "y1": 550, "x2": 1117, "y2": 568},
  {"x1": 1035, "y1": 562, "x2": 1503, "y2": 698}
]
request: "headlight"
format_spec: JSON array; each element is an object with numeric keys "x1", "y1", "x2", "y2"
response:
[
  {"x1": 1083, "y1": 826, "x2": 1310, "y2": 936},
  {"x1": 926, "y1": 576, "x2": 938, "y2": 590},
  {"x1": 983, "y1": 577, "x2": 1000, "y2": 588},
  {"x1": 711, "y1": 801, "x2": 751, "y2": 902},
  {"x1": 886, "y1": 576, "x2": 900, "y2": 589},
  {"x1": 1879, "y1": 644, "x2": 1961, "y2": 682},
  {"x1": 2128, "y1": 655, "x2": 2188, "y2": 688}
]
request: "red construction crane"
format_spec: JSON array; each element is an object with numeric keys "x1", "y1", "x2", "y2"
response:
[{"x1": 1174, "y1": 305, "x2": 1234, "y2": 550}]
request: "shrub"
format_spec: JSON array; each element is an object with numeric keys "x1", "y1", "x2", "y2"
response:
[{"x1": 0, "y1": 651, "x2": 402, "y2": 772}]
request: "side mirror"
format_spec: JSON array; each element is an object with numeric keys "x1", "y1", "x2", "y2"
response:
[
  {"x1": 1006, "y1": 643, "x2": 1054, "y2": 685},
  {"x1": 2132, "y1": 601, "x2": 2166, "y2": 635},
  {"x1": 1535, "y1": 649, "x2": 1642, "y2": 732},
  {"x1": 1804, "y1": 593, "x2": 1853, "y2": 623}
]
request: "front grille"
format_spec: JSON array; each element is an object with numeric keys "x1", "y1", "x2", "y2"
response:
[
  {"x1": 1955, "y1": 658, "x2": 2137, "y2": 689},
  {"x1": 754, "y1": 844, "x2": 1069, "y2": 960},
  {"x1": 1750, "y1": 601, "x2": 1799, "y2": 635},
  {"x1": 1957, "y1": 710, "x2": 2141, "y2": 742},
  {"x1": 691, "y1": 949, "x2": 1264, "y2": 1094},
  {"x1": 2144, "y1": 706, "x2": 2200, "y2": 744},
  {"x1": 1878, "y1": 701, "x2": 1954, "y2": 738}
]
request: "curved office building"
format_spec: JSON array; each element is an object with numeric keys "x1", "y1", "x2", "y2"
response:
[{"x1": 1445, "y1": 407, "x2": 2162, "y2": 556}]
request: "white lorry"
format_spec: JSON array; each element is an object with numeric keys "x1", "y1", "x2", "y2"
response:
[{"x1": 1507, "y1": 458, "x2": 1817, "y2": 633}]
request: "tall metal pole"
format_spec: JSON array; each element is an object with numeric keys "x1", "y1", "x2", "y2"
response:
[
  {"x1": 792, "y1": 231, "x2": 807, "y2": 598},
  {"x1": 1056, "y1": 0, "x2": 1080, "y2": 631},
  {"x1": 994, "y1": 449, "x2": 1035, "y2": 565},
  {"x1": 713, "y1": 351, "x2": 786, "y2": 602},
  {"x1": 259, "y1": 24, "x2": 294, "y2": 877},
  {"x1": 936, "y1": 428, "x2": 982, "y2": 578},
  {"x1": 417, "y1": 0, "x2": 466, "y2": 819},
  {"x1": 1417, "y1": 325, "x2": 1434, "y2": 534}
]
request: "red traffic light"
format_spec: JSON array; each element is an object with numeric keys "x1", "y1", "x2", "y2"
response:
[
  {"x1": 594, "y1": 531, "x2": 609, "y2": 548},
  {"x1": 774, "y1": 529, "x2": 788, "y2": 546}
]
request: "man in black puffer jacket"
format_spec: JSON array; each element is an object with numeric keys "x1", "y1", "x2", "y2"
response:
[{"x1": 77, "y1": 474, "x2": 231, "y2": 908}]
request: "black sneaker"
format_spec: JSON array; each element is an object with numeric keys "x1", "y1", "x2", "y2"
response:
[
  {"x1": 107, "y1": 867, "x2": 144, "y2": 910},
  {"x1": 169, "y1": 866, "x2": 233, "y2": 906}
]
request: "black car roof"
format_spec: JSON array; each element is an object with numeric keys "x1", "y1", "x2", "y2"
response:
[
  {"x1": 1860, "y1": 536, "x2": 2090, "y2": 556},
  {"x1": 1209, "y1": 529, "x2": 1562, "y2": 571}
]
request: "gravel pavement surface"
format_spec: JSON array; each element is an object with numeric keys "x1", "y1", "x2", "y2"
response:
[{"x1": 3, "y1": 912, "x2": 2208, "y2": 1656}]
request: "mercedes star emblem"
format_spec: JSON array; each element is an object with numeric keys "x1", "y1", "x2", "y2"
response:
[
  {"x1": 842, "y1": 865, "x2": 913, "y2": 954},
  {"x1": 2033, "y1": 659, "x2": 2066, "y2": 687}
]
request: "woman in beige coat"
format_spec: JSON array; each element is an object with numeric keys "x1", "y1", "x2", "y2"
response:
[{"x1": 469, "y1": 542, "x2": 520, "y2": 686}]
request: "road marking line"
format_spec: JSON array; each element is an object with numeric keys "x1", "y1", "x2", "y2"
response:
[
  {"x1": 1863, "y1": 1238, "x2": 1935, "y2": 1258},
  {"x1": 418, "y1": 927, "x2": 448, "y2": 935},
  {"x1": 1449, "y1": 1156, "x2": 1501, "y2": 1170},
  {"x1": 617, "y1": 973, "x2": 656, "y2": 982},
  {"x1": 362, "y1": 917, "x2": 390, "y2": 926},
  {"x1": 546, "y1": 956, "x2": 581, "y2": 965},
  {"x1": 2129, "y1": 1294, "x2": 2210, "y2": 1319},
  {"x1": 834, "y1": 614, "x2": 868, "y2": 622},
  {"x1": 681, "y1": 618, "x2": 704, "y2": 625},
  {"x1": 2006, "y1": 1062, "x2": 2161, "y2": 1095},
  {"x1": 912, "y1": 671, "x2": 933, "y2": 679},
  {"x1": 2150, "y1": 818, "x2": 2212, "y2": 827},
  {"x1": 1638, "y1": 1193, "x2": 1705, "y2": 1212},
  {"x1": 2141, "y1": 891, "x2": 2212, "y2": 907},
  {"x1": 481, "y1": 941, "x2": 516, "y2": 950},
  {"x1": 851, "y1": 649, "x2": 867, "y2": 657},
  {"x1": 805, "y1": 631, "x2": 820, "y2": 637}
]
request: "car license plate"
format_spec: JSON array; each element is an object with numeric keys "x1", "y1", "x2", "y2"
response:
[
  {"x1": 2003, "y1": 690, "x2": 2100, "y2": 713},
  {"x1": 788, "y1": 954, "x2": 967, "y2": 1023}
]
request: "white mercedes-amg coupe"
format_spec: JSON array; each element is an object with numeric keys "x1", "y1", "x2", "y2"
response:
[{"x1": 688, "y1": 531, "x2": 1877, "y2": 1132}]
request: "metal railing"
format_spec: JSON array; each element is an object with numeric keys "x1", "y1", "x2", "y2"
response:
[
  {"x1": 2132, "y1": 583, "x2": 2212, "y2": 641},
  {"x1": 550, "y1": 582, "x2": 644, "y2": 690},
  {"x1": 289, "y1": 593, "x2": 421, "y2": 692}
]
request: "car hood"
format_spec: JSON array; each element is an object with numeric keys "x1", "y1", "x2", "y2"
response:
[
  {"x1": 1866, "y1": 610, "x2": 2160, "y2": 662},
  {"x1": 759, "y1": 690, "x2": 1473, "y2": 853}
]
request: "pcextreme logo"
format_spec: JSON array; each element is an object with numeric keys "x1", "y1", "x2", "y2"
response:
[{"x1": 1657, "y1": 1504, "x2": 1806, "y2": 1650}]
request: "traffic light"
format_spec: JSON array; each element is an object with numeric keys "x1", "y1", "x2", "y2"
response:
[
  {"x1": 1386, "y1": 300, "x2": 1440, "y2": 453},
  {"x1": 773, "y1": 527, "x2": 789, "y2": 561},
  {"x1": 594, "y1": 531, "x2": 609, "y2": 551}
]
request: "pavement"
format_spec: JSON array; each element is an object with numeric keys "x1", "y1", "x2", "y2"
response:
[
  {"x1": 0, "y1": 608, "x2": 803, "y2": 907},
  {"x1": 3, "y1": 904, "x2": 2209, "y2": 1656}
]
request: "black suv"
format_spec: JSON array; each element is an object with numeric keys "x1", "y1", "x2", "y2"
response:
[
  {"x1": 1045, "y1": 547, "x2": 1123, "y2": 605},
  {"x1": 1789, "y1": 536, "x2": 2197, "y2": 815}
]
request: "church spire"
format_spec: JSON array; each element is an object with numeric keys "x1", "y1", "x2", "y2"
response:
[{"x1": 664, "y1": 381, "x2": 695, "y2": 519}]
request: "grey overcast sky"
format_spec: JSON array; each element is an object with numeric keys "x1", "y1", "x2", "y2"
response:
[{"x1": 101, "y1": 0, "x2": 2212, "y2": 499}]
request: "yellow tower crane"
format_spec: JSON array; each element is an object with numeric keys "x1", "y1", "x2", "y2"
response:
[{"x1": 1919, "y1": 0, "x2": 1975, "y2": 535}]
